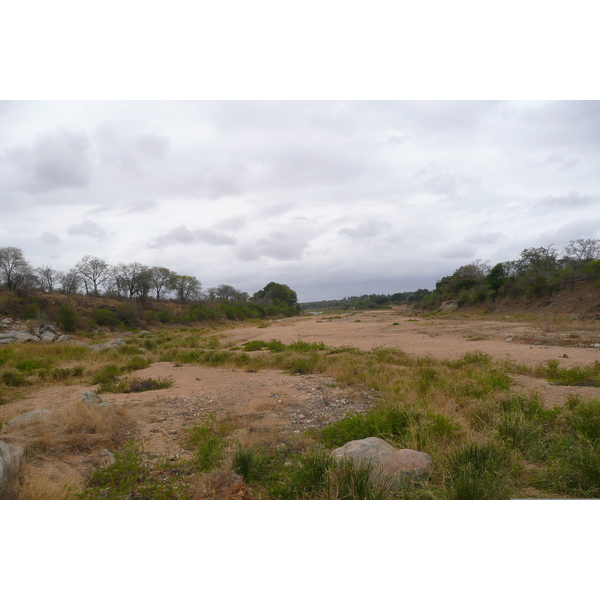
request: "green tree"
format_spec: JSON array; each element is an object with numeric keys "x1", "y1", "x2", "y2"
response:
[{"x1": 253, "y1": 282, "x2": 300, "y2": 313}]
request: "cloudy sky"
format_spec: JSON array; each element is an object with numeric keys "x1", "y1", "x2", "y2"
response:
[{"x1": 1, "y1": 100, "x2": 599, "y2": 301}]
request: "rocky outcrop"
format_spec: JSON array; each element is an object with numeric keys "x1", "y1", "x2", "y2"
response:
[
  {"x1": 331, "y1": 437, "x2": 433, "y2": 487},
  {"x1": 0, "y1": 319, "x2": 60, "y2": 345},
  {"x1": 0, "y1": 318, "x2": 128, "y2": 350},
  {"x1": 0, "y1": 440, "x2": 26, "y2": 499}
]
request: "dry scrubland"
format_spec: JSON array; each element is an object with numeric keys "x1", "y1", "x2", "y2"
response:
[{"x1": 3, "y1": 307, "x2": 600, "y2": 499}]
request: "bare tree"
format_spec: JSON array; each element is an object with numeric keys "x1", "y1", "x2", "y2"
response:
[
  {"x1": 76, "y1": 255, "x2": 111, "y2": 296},
  {"x1": 563, "y1": 239, "x2": 600, "y2": 262},
  {"x1": 0, "y1": 246, "x2": 35, "y2": 292},
  {"x1": 36, "y1": 264, "x2": 60, "y2": 293},
  {"x1": 59, "y1": 269, "x2": 83, "y2": 295},
  {"x1": 211, "y1": 284, "x2": 248, "y2": 303}
]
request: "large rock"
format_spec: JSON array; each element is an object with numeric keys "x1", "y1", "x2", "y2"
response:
[
  {"x1": 0, "y1": 440, "x2": 26, "y2": 499},
  {"x1": 40, "y1": 331, "x2": 58, "y2": 343},
  {"x1": 331, "y1": 437, "x2": 433, "y2": 488},
  {"x1": 90, "y1": 338, "x2": 126, "y2": 351},
  {"x1": 7, "y1": 409, "x2": 52, "y2": 427},
  {"x1": 0, "y1": 330, "x2": 41, "y2": 343}
]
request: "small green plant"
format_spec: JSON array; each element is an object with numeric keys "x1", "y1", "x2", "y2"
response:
[
  {"x1": 1, "y1": 369, "x2": 29, "y2": 387},
  {"x1": 446, "y1": 443, "x2": 511, "y2": 500},
  {"x1": 242, "y1": 340, "x2": 267, "y2": 351},
  {"x1": 185, "y1": 417, "x2": 233, "y2": 472}
]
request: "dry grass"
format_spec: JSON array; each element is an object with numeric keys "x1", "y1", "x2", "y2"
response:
[
  {"x1": 191, "y1": 468, "x2": 251, "y2": 499},
  {"x1": 2, "y1": 401, "x2": 131, "y2": 456},
  {"x1": 17, "y1": 464, "x2": 82, "y2": 499}
]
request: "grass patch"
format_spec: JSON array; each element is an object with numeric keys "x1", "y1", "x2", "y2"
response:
[
  {"x1": 96, "y1": 376, "x2": 173, "y2": 394},
  {"x1": 445, "y1": 443, "x2": 512, "y2": 500}
]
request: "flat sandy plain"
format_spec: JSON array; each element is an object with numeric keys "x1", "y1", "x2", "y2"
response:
[{"x1": 3, "y1": 307, "x2": 600, "y2": 497}]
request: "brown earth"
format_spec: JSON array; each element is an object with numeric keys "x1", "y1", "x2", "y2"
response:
[{"x1": 2, "y1": 306, "x2": 600, "y2": 496}]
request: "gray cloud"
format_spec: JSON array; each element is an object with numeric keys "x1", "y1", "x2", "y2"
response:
[
  {"x1": 463, "y1": 232, "x2": 506, "y2": 245},
  {"x1": 540, "y1": 191, "x2": 598, "y2": 208},
  {"x1": 541, "y1": 150, "x2": 581, "y2": 171},
  {"x1": 136, "y1": 134, "x2": 169, "y2": 160},
  {"x1": 537, "y1": 219, "x2": 600, "y2": 247},
  {"x1": 440, "y1": 244, "x2": 477, "y2": 259},
  {"x1": 339, "y1": 220, "x2": 392, "y2": 239},
  {"x1": 148, "y1": 225, "x2": 237, "y2": 249},
  {"x1": 216, "y1": 216, "x2": 248, "y2": 231},
  {"x1": 5, "y1": 128, "x2": 92, "y2": 192},
  {"x1": 122, "y1": 200, "x2": 160, "y2": 214},
  {"x1": 39, "y1": 231, "x2": 61, "y2": 245},
  {"x1": 255, "y1": 202, "x2": 295, "y2": 218},
  {"x1": 67, "y1": 219, "x2": 108, "y2": 239},
  {"x1": 237, "y1": 231, "x2": 309, "y2": 262}
]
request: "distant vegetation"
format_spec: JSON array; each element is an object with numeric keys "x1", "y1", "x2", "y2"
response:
[
  {"x1": 301, "y1": 238, "x2": 600, "y2": 313},
  {"x1": 0, "y1": 246, "x2": 300, "y2": 329},
  {"x1": 413, "y1": 239, "x2": 600, "y2": 311}
]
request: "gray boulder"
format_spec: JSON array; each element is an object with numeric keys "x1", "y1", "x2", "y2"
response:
[
  {"x1": 7, "y1": 409, "x2": 52, "y2": 427},
  {"x1": 40, "y1": 331, "x2": 58, "y2": 343},
  {"x1": 90, "y1": 338, "x2": 126, "y2": 351},
  {"x1": 79, "y1": 391, "x2": 113, "y2": 411},
  {"x1": 331, "y1": 437, "x2": 433, "y2": 488},
  {"x1": 80, "y1": 391, "x2": 103, "y2": 405},
  {"x1": 0, "y1": 440, "x2": 26, "y2": 499},
  {"x1": 12, "y1": 331, "x2": 41, "y2": 343}
]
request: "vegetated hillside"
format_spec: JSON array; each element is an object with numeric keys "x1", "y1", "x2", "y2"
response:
[
  {"x1": 480, "y1": 279, "x2": 600, "y2": 316},
  {"x1": 0, "y1": 287, "x2": 298, "y2": 333}
]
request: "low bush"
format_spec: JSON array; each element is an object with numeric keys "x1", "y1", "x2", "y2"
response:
[{"x1": 58, "y1": 304, "x2": 80, "y2": 332}]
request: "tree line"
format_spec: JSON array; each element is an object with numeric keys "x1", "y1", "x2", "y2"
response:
[
  {"x1": 414, "y1": 238, "x2": 600, "y2": 310},
  {"x1": 0, "y1": 247, "x2": 300, "y2": 309}
]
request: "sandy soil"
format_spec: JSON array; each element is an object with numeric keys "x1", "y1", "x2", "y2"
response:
[{"x1": 3, "y1": 308, "x2": 600, "y2": 494}]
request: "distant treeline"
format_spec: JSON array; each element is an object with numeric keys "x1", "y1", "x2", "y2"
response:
[
  {"x1": 300, "y1": 290, "x2": 431, "y2": 311},
  {"x1": 301, "y1": 239, "x2": 600, "y2": 313},
  {"x1": 0, "y1": 246, "x2": 301, "y2": 329},
  {"x1": 415, "y1": 238, "x2": 600, "y2": 310}
]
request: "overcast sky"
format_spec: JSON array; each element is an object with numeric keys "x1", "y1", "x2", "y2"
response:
[{"x1": 1, "y1": 100, "x2": 599, "y2": 301}]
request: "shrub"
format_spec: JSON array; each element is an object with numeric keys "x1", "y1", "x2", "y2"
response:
[
  {"x1": 1, "y1": 369, "x2": 29, "y2": 387},
  {"x1": 185, "y1": 417, "x2": 232, "y2": 472},
  {"x1": 91, "y1": 308, "x2": 120, "y2": 327},
  {"x1": 58, "y1": 304, "x2": 80, "y2": 332}
]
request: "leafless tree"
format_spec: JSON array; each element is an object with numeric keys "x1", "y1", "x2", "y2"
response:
[
  {"x1": 76, "y1": 255, "x2": 111, "y2": 296},
  {"x1": 563, "y1": 239, "x2": 600, "y2": 262},
  {"x1": 36, "y1": 264, "x2": 60, "y2": 292},
  {"x1": 0, "y1": 246, "x2": 35, "y2": 292},
  {"x1": 59, "y1": 269, "x2": 83, "y2": 295}
]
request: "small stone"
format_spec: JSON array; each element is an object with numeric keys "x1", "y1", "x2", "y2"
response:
[{"x1": 505, "y1": 337, "x2": 513, "y2": 343}]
